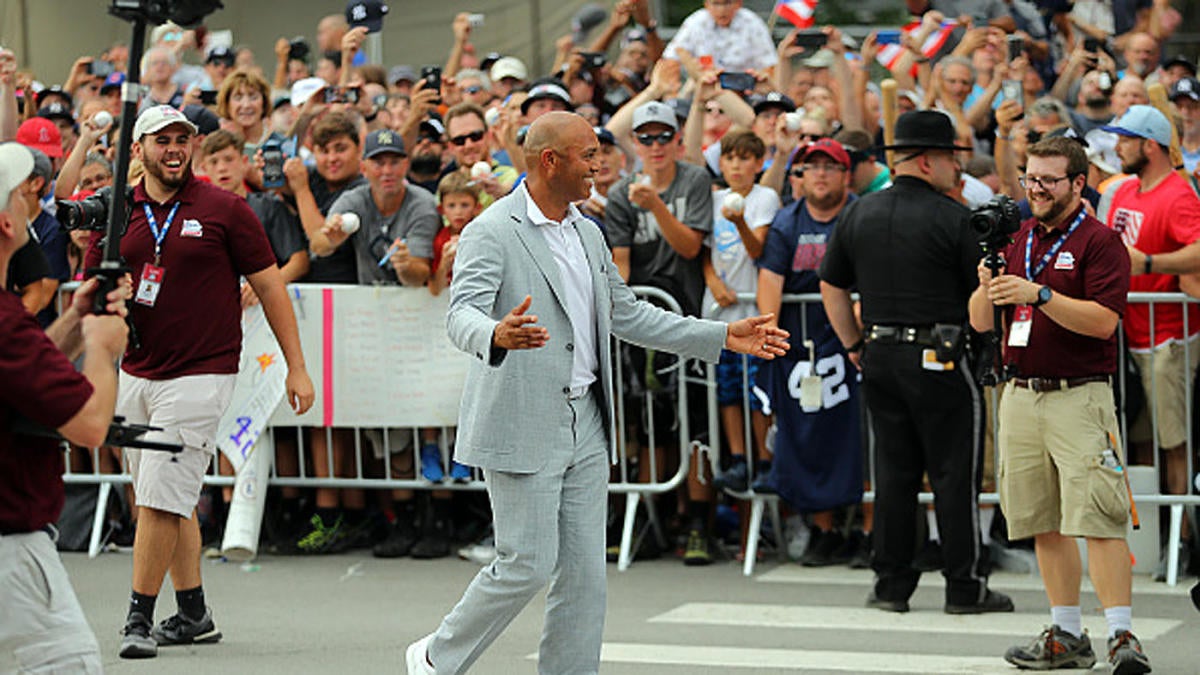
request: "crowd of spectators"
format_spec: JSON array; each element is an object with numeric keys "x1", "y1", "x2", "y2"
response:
[{"x1": 1, "y1": 0, "x2": 1197, "y2": 575}]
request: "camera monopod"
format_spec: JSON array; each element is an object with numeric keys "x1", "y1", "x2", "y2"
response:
[{"x1": 976, "y1": 248, "x2": 1015, "y2": 387}]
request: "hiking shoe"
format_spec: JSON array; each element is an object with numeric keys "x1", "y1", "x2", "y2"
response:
[
  {"x1": 296, "y1": 514, "x2": 345, "y2": 554},
  {"x1": 945, "y1": 589, "x2": 1014, "y2": 614},
  {"x1": 152, "y1": 607, "x2": 222, "y2": 645},
  {"x1": 1004, "y1": 625, "x2": 1096, "y2": 670},
  {"x1": 849, "y1": 531, "x2": 872, "y2": 569},
  {"x1": 373, "y1": 518, "x2": 417, "y2": 558},
  {"x1": 420, "y1": 443, "x2": 445, "y2": 483},
  {"x1": 449, "y1": 460, "x2": 472, "y2": 481},
  {"x1": 683, "y1": 529, "x2": 712, "y2": 566},
  {"x1": 714, "y1": 459, "x2": 750, "y2": 492},
  {"x1": 801, "y1": 529, "x2": 846, "y2": 567},
  {"x1": 1107, "y1": 630, "x2": 1151, "y2": 675},
  {"x1": 865, "y1": 592, "x2": 909, "y2": 613},
  {"x1": 119, "y1": 612, "x2": 157, "y2": 659}
]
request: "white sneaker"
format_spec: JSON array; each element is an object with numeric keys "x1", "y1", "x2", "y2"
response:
[{"x1": 405, "y1": 633, "x2": 436, "y2": 674}]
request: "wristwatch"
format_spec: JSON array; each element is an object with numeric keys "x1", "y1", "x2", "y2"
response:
[{"x1": 1033, "y1": 285, "x2": 1052, "y2": 307}]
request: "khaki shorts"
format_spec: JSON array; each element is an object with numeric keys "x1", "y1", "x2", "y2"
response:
[
  {"x1": 997, "y1": 381, "x2": 1130, "y2": 540},
  {"x1": 118, "y1": 372, "x2": 236, "y2": 517},
  {"x1": 1128, "y1": 339, "x2": 1200, "y2": 449}
]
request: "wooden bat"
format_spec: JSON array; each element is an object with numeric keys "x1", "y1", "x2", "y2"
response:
[
  {"x1": 881, "y1": 78, "x2": 898, "y2": 170},
  {"x1": 1146, "y1": 81, "x2": 1189, "y2": 182}
]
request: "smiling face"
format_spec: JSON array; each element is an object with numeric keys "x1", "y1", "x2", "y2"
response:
[
  {"x1": 228, "y1": 84, "x2": 266, "y2": 130},
  {"x1": 1024, "y1": 154, "x2": 1079, "y2": 225},
  {"x1": 135, "y1": 123, "x2": 194, "y2": 190},
  {"x1": 548, "y1": 121, "x2": 601, "y2": 203},
  {"x1": 314, "y1": 134, "x2": 361, "y2": 184}
]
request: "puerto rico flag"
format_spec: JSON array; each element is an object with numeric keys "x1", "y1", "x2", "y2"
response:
[
  {"x1": 874, "y1": 20, "x2": 956, "y2": 71},
  {"x1": 776, "y1": 0, "x2": 817, "y2": 29}
]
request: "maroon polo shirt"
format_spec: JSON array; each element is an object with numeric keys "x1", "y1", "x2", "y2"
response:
[
  {"x1": 0, "y1": 291, "x2": 93, "y2": 532},
  {"x1": 1000, "y1": 206, "x2": 1130, "y2": 378},
  {"x1": 86, "y1": 175, "x2": 276, "y2": 379}
]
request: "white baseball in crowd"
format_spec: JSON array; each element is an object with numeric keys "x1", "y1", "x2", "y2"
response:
[
  {"x1": 484, "y1": 107, "x2": 501, "y2": 127},
  {"x1": 723, "y1": 191, "x2": 745, "y2": 214},
  {"x1": 91, "y1": 111, "x2": 113, "y2": 130},
  {"x1": 785, "y1": 111, "x2": 805, "y2": 132},
  {"x1": 339, "y1": 212, "x2": 360, "y2": 235},
  {"x1": 470, "y1": 161, "x2": 492, "y2": 180}
]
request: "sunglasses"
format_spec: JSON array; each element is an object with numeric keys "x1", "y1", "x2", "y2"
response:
[
  {"x1": 463, "y1": 85, "x2": 484, "y2": 94},
  {"x1": 636, "y1": 130, "x2": 676, "y2": 146},
  {"x1": 449, "y1": 130, "x2": 486, "y2": 146}
]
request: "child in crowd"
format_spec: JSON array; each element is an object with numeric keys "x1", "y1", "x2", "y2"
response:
[
  {"x1": 704, "y1": 129, "x2": 780, "y2": 495},
  {"x1": 428, "y1": 171, "x2": 483, "y2": 296}
]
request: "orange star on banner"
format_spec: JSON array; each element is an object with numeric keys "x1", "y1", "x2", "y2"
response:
[{"x1": 256, "y1": 353, "x2": 276, "y2": 372}]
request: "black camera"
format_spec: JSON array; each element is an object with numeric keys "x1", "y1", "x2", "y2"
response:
[
  {"x1": 57, "y1": 185, "x2": 132, "y2": 232},
  {"x1": 288, "y1": 37, "x2": 310, "y2": 62},
  {"x1": 969, "y1": 194, "x2": 1022, "y2": 250}
]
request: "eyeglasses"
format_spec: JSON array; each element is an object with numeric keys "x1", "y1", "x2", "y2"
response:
[
  {"x1": 463, "y1": 85, "x2": 483, "y2": 94},
  {"x1": 449, "y1": 130, "x2": 486, "y2": 146},
  {"x1": 636, "y1": 130, "x2": 676, "y2": 146},
  {"x1": 800, "y1": 163, "x2": 846, "y2": 174},
  {"x1": 1018, "y1": 174, "x2": 1072, "y2": 190}
]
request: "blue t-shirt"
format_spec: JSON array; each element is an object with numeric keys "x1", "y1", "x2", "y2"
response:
[
  {"x1": 32, "y1": 210, "x2": 70, "y2": 327},
  {"x1": 757, "y1": 194, "x2": 856, "y2": 351}
]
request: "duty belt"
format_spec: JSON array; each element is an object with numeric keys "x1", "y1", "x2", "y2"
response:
[
  {"x1": 1010, "y1": 375, "x2": 1110, "y2": 392},
  {"x1": 865, "y1": 325, "x2": 936, "y2": 346}
]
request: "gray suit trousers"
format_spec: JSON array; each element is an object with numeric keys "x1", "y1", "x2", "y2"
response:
[{"x1": 428, "y1": 390, "x2": 609, "y2": 674}]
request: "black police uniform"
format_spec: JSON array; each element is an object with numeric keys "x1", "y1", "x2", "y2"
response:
[{"x1": 820, "y1": 174, "x2": 991, "y2": 608}]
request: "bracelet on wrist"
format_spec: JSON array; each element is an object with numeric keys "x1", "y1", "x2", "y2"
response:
[
  {"x1": 1144, "y1": 253, "x2": 1153, "y2": 275},
  {"x1": 644, "y1": 20, "x2": 658, "y2": 33},
  {"x1": 845, "y1": 338, "x2": 865, "y2": 353}
]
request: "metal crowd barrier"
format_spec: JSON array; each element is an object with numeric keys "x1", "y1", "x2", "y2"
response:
[{"x1": 52, "y1": 285, "x2": 1200, "y2": 585}]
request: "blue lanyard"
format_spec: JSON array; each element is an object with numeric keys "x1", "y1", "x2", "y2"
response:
[
  {"x1": 1024, "y1": 209, "x2": 1085, "y2": 282},
  {"x1": 143, "y1": 202, "x2": 180, "y2": 265}
]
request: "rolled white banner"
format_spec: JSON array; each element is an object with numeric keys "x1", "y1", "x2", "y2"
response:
[{"x1": 220, "y1": 432, "x2": 274, "y2": 562}]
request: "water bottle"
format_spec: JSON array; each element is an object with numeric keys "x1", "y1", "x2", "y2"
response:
[{"x1": 1101, "y1": 450, "x2": 1122, "y2": 472}]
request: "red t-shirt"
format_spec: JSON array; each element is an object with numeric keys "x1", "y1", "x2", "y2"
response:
[
  {"x1": 431, "y1": 225, "x2": 455, "y2": 282},
  {"x1": 85, "y1": 176, "x2": 276, "y2": 379},
  {"x1": 1106, "y1": 172, "x2": 1200, "y2": 349},
  {"x1": 0, "y1": 291, "x2": 94, "y2": 532},
  {"x1": 1002, "y1": 208, "x2": 1130, "y2": 377}
]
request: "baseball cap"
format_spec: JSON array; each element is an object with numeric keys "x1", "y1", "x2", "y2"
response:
[
  {"x1": 520, "y1": 80, "x2": 572, "y2": 114},
  {"x1": 1169, "y1": 76, "x2": 1200, "y2": 103},
  {"x1": 290, "y1": 76, "x2": 326, "y2": 107},
  {"x1": 182, "y1": 104, "x2": 221, "y2": 135},
  {"x1": 800, "y1": 138, "x2": 851, "y2": 169},
  {"x1": 0, "y1": 142, "x2": 35, "y2": 212},
  {"x1": 133, "y1": 105, "x2": 198, "y2": 139},
  {"x1": 205, "y1": 45, "x2": 236, "y2": 66},
  {"x1": 802, "y1": 49, "x2": 835, "y2": 69},
  {"x1": 28, "y1": 148, "x2": 53, "y2": 183},
  {"x1": 751, "y1": 91, "x2": 796, "y2": 115},
  {"x1": 346, "y1": 0, "x2": 390, "y2": 33},
  {"x1": 419, "y1": 117, "x2": 445, "y2": 140},
  {"x1": 37, "y1": 102, "x2": 75, "y2": 125},
  {"x1": 631, "y1": 101, "x2": 678, "y2": 131},
  {"x1": 594, "y1": 126, "x2": 615, "y2": 145},
  {"x1": 490, "y1": 56, "x2": 528, "y2": 83},
  {"x1": 1163, "y1": 54, "x2": 1198, "y2": 78},
  {"x1": 15, "y1": 118, "x2": 64, "y2": 158},
  {"x1": 1101, "y1": 104, "x2": 1172, "y2": 146},
  {"x1": 34, "y1": 85, "x2": 72, "y2": 109},
  {"x1": 388, "y1": 65, "x2": 418, "y2": 85},
  {"x1": 363, "y1": 128, "x2": 406, "y2": 158},
  {"x1": 1084, "y1": 129, "x2": 1120, "y2": 175},
  {"x1": 666, "y1": 97, "x2": 691, "y2": 123},
  {"x1": 100, "y1": 71, "x2": 126, "y2": 94}
]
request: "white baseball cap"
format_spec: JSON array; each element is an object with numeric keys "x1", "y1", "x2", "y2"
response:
[
  {"x1": 0, "y1": 142, "x2": 35, "y2": 213},
  {"x1": 133, "y1": 105, "x2": 198, "y2": 139},
  {"x1": 290, "y1": 77, "x2": 327, "y2": 107},
  {"x1": 489, "y1": 57, "x2": 528, "y2": 82}
]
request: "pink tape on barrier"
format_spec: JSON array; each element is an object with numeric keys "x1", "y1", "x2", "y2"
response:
[{"x1": 322, "y1": 288, "x2": 334, "y2": 427}]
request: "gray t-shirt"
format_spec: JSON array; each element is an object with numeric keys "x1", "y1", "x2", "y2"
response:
[
  {"x1": 605, "y1": 161, "x2": 713, "y2": 317},
  {"x1": 329, "y1": 182, "x2": 441, "y2": 285}
]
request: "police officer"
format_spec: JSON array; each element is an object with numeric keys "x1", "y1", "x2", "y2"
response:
[{"x1": 819, "y1": 111, "x2": 1013, "y2": 614}]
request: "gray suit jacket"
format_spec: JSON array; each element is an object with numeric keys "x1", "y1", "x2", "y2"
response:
[{"x1": 447, "y1": 188, "x2": 726, "y2": 473}]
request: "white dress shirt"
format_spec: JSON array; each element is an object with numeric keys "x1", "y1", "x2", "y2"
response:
[{"x1": 523, "y1": 184, "x2": 599, "y2": 393}]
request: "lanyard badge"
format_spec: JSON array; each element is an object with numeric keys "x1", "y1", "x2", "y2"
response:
[{"x1": 136, "y1": 202, "x2": 180, "y2": 307}]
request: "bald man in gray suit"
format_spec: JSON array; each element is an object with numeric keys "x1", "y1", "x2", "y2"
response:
[{"x1": 406, "y1": 112, "x2": 789, "y2": 675}]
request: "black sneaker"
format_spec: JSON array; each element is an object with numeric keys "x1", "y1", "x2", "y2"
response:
[
  {"x1": 1192, "y1": 580, "x2": 1200, "y2": 612},
  {"x1": 373, "y1": 518, "x2": 417, "y2": 558},
  {"x1": 865, "y1": 591, "x2": 909, "y2": 613},
  {"x1": 1107, "y1": 630, "x2": 1151, "y2": 675},
  {"x1": 152, "y1": 607, "x2": 222, "y2": 645},
  {"x1": 119, "y1": 612, "x2": 157, "y2": 659},
  {"x1": 410, "y1": 508, "x2": 451, "y2": 559},
  {"x1": 1004, "y1": 625, "x2": 1096, "y2": 670},
  {"x1": 849, "y1": 531, "x2": 872, "y2": 569},
  {"x1": 801, "y1": 529, "x2": 846, "y2": 567},
  {"x1": 683, "y1": 529, "x2": 712, "y2": 566},
  {"x1": 945, "y1": 589, "x2": 1014, "y2": 615},
  {"x1": 714, "y1": 459, "x2": 749, "y2": 492}
]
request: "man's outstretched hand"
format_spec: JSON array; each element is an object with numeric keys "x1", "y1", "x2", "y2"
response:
[
  {"x1": 493, "y1": 295, "x2": 549, "y2": 350},
  {"x1": 725, "y1": 314, "x2": 790, "y2": 359}
]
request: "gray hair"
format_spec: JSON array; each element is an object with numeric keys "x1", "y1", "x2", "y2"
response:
[
  {"x1": 456, "y1": 68, "x2": 491, "y2": 92},
  {"x1": 1029, "y1": 96, "x2": 1071, "y2": 125},
  {"x1": 939, "y1": 55, "x2": 976, "y2": 83},
  {"x1": 83, "y1": 152, "x2": 113, "y2": 176}
]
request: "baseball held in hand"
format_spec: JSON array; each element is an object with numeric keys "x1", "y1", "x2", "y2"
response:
[
  {"x1": 784, "y1": 111, "x2": 805, "y2": 132},
  {"x1": 339, "y1": 213, "x2": 360, "y2": 234},
  {"x1": 722, "y1": 192, "x2": 745, "y2": 214},
  {"x1": 470, "y1": 161, "x2": 492, "y2": 180},
  {"x1": 91, "y1": 111, "x2": 113, "y2": 130},
  {"x1": 484, "y1": 107, "x2": 501, "y2": 127}
]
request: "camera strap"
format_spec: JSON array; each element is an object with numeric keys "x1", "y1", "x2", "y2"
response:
[
  {"x1": 1024, "y1": 208, "x2": 1084, "y2": 281},
  {"x1": 143, "y1": 202, "x2": 180, "y2": 266}
]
